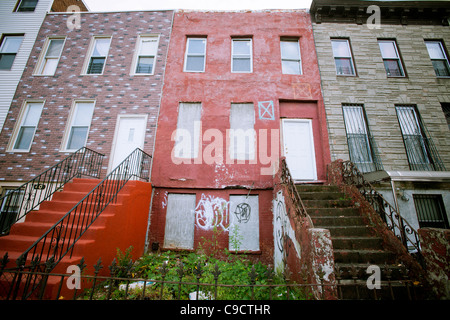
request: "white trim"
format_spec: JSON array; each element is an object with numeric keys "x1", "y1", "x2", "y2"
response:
[
  {"x1": 130, "y1": 34, "x2": 160, "y2": 76},
  {"x1": 33, "y1": 36, "x2": 66, "y2": 76},
  {"x1": 183, "y1": 37, "x2": 207, "y2": 73},
  {"x1": 231, "y1": 38, "x2": 253, "y2": 73},
  {"x1": 81, "y1": 36, "x2": 112, "y2": 75}
]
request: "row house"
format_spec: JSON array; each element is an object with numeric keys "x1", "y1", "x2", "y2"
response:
[
  {"x1": 0, "y1": 0, "x2": 88, "y2": 132},
  {"x1": 148, "y1": 10, "x2": 330, "y2": 263},
  {"x1": 0, "y1": 9, "x2": 173, "y2": 225},
  {"x1": 310, "y1": 0, "x2": 450, "y2": 235}
]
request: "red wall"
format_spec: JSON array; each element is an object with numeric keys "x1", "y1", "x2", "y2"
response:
[
  {"x1": 151, "y1": 10, "x2": 330, "y2": 189},
  {"x1": 149, "y1": 10, "x2": 330, "y2": 259}
]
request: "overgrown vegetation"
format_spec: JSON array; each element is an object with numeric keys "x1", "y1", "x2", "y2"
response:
[{"x1": 78, "y1": 244, "x2": 310, "y2": 300}]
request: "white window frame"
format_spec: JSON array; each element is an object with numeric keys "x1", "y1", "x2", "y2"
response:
[
  {"x1": 183, "y1": 37, "x2": 207, "y2": 72},
  {"x1": 34, "y1": 37, "x2": 65, "y2": 76},
  {"x1": 0, "y1": 35, "x2": 24, "y2": 70},
  {"x1": 331, "y1": 38, "x2": 356, "y2": 76},
  {"x1": 425, "y1": 40, "x2": 450, "y2": 78},
  {"x1": 61, "y1": 101, "x2": 95, "y2": 152},
  {"x1": 82, "y1": 36, "x2": 111, "y2": 75},
  {"x1": 378, "y1": 39, "x2": 405, "y2": 77},
  {"x1": 14, "y1": 0, "x2": 38, "y2": 12},
  {"x1": 8, "y1": 100, "x2": 44, "y2": 152},
  {"x1": 131, "y1": 34, "x2": 159, "y2": 75},
  {"x1": 231, "y1": 38, "x2": 253, "y2": 73},
  {"x1": 280, "y1": 38, "x2": 302, "y2": 75}
]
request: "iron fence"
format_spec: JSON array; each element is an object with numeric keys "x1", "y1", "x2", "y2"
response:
[
  {"x1": 0, "y1": 254, "x2": 425, "y2": 300},
  {"x1": 1, "y1": 148, "x2": 152, "y2": 300},
  {"x1": 0, "y1": 147, "x2": 104, "y2": 236}
]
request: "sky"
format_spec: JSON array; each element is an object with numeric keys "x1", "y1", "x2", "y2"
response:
[{"x1": 83, "y1": 0, "x2": 313, "y2": 11}]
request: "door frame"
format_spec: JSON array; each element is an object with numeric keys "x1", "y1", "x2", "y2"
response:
[
  {"x1": 281, "y1": 118, "x2": 318, "y2": 181},
  {"x1": 108, "y1": 114, "x2": 148, "y2": 172}
]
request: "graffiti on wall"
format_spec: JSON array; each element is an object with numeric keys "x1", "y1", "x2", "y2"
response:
[
  {"x1": 194, "y1": 194, "x2": 231, "y2": 231},
  {"x1": 273, "y1": 190, "x2": 302, "y2": 273}
]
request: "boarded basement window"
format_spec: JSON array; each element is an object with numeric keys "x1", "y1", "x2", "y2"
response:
[
  {"x1": 229, "y1": 195, "x2": 259, "y2": 251},
  {"x1": 163, "y1": 194, "x2": 196, "y2": 249}
]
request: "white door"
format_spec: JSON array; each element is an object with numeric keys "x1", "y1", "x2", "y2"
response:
[
  {"x1": 110, "y1": 115, "x2": 147, "y2": 170},
  {"x1": 282, "y1": 119, "x2": 317, "y2": 181}
]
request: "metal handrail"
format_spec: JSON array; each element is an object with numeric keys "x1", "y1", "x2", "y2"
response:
[
  {"x1": 336, "y1": 160, "x2": 422, "y2": 257},
  {"x1": 5, "y1": 148, "x2": 152, "y2": 300},
  {"x1": 0, "y1": 147, "x2": 104, "y2": 236}
]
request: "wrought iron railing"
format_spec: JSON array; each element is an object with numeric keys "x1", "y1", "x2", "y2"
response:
[
  {"x1": 3, "y1": 148, "x2": 152, "y2": 300},
  {"x1": 335, "y1": 160, "x2": 422, "y2": 258},
  {"x1": 0, "y1": 147, "x2": 104, "y2": 236},
  {"x1": 279, "y1": 158, "x2": 308, "y2": 219}
]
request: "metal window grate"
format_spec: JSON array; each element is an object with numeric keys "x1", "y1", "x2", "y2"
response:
[{"x1": 413, "y1": 194, "x2": 449, "y2": 229}]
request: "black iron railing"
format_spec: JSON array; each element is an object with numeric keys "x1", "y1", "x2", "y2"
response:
[
  {"x1": 3, "y1": 148, "x2": 151, "y2": 300},
  {"x1": 0, "y1": 147, "x2": 104, "y2": 236},
  {"x1": 336, "y1": 160, "x2": 421, "y2": 258},
  {"x1": 279, "y1": 158, "x2": 308, "y2": 219}
]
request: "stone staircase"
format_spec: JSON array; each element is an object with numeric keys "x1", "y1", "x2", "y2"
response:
[{"x1": 296, "y1": 184, "x2": 421, "y2": 299}]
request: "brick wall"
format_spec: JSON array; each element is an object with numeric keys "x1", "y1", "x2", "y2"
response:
[
  {"x1": 312, "y1": 22, "x2": 450, "y2": 171},
  {"x1": 0, "y1": 11, "x2": 173, "y2": 181}
]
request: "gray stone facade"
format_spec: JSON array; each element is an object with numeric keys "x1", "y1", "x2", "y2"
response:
[{"x1": 311, "y1": 0, "x2": 450, "y2": 231}]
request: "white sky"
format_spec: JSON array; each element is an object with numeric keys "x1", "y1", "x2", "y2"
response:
[{"x1": 83, "y1": 0, "x2": 313, "y2": 11}]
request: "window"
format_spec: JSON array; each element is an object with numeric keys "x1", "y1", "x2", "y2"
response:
[
  {"x1": 10, "y1": 102, "x2": 43, "y2": 151},
  {"x1": 0, "y1": 187, "x2": 25, "y2": 235},
  {"x1": 280, "y1": 38, "x2": 302, "y2": 75},
  {"x1": 413, "y1": 194, "x2": 449, "y2": 229},
  {"x1": 441, "y1": 103, "x2": 450, "y2": 130},
  {"x1": 0, "y1": 35, "x2": 23, "y2": 70},
  {"x1": 378, "y1": 39, "x2": 405, "y2": 77},
  {"x1": 15, "y1": 0, "x2": 38, "y2": 12},
  {"x1": 342, "y1": 104, "x2": 382, "y2": 173},
  {"x1": 331, "y1": 39, "x2": 356, "y2": 76},
  {"x1": 64, "y1": 101, "x2": 95, "y2": 151},
  {"x1": 174, "y1": 103, "x2": 202, "y2": 159},
  {"x1": 35, "y1": 38, "x2": 64, "y2": 75},
  {"x1": 231, "y1": 38, "x2": 252, "y2": 73},
  {"x1": 84, "y1": 37, "x2": 111, "y2": 74},
  {"x1": 425, "y1": 40, "x2": 450, "y2": 77},
  {"x1": 396, "y1": 105, "x2": 443, "y2": 171},
  {"x1": 229, "y1": 195, "x2": 259, "y2": 251},
  {"x1": 229, "y1": 103, "x2": 255, "y2": 160},
  {"x1": 134, "y1": 35, "x2": 158, "y2": 74},
  {"x1": 164, "y1": 194, "x2": 196, "y2": 249},
  {"x1": 184, "y1": 37, "x2": 206, "y2": 72}
]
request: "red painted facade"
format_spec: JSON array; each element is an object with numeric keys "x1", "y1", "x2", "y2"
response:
[{"x1": 149, "y1": 10, "x2": 330, "y2": 260}]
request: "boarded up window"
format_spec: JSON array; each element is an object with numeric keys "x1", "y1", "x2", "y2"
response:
[
  {"x1": 174, "y1": 103, "x2": 202, "y2": 159},
  {"x1": 229, "y1": 195, "x2": 259, "y2": 251},
  {"x1": 164, "y1": 194, "x2": 196, "y2": 249},
  {"x1": 229, "y1": 103, "x2": 255, "y2": 160}
]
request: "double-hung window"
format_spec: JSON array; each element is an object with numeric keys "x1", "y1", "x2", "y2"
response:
[
  {"x1": 280, "y1": 38, "x2": 302, "y2": 75},
  {"x1": 10, "y1": 101, "x2": 44, "y2": 151},
  {"x1": 425, "y1": 40, "x2": 450, "y2": 77},
  {"x1": 231, "y1": 38, "x2": 252, "y2": 73},
  {"x1": 342, "y1": 104, "x2": 382, "y2": 173},
  {"x1": 331, "y1": 39, "x2": 356, "y2": 76},
  {"x1": 134, "y1": 35, "x2": 158, "y2": 74},
  {"x1": 64, "y1": 101, "x2": 95, "y2": 151},
  {"x1": 35, "y1": 38, "x2": 65, "y2": 75},
  {"x1": 395, "y1": 105, "x2": 443, "y2": 171},
  {"x1": 378, "y1": 39, "x2": 405, "y2": 77},
  {"x1": 85, "y1": 37, "x2": 111, "y2": 75},
  {"x1": 0, "y1": 35, "x2": 23, "y2": 70},
  {"x1": 184, "y1": 37, "x2": 206, "y2": 72},
  {"x1": 14, "y1": 0, "x2": 38, "y2": 12},
  {"x1": 229, "y1": 103, "x2": 255, "y2": 160}
]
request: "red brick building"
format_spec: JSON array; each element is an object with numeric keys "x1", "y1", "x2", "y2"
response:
[
  {"x1": 148, "y1": 10, "x2": 330, "y2": 262},
  {"x1": 0, "y1": 10, "x2": 174, "y2": 184}
]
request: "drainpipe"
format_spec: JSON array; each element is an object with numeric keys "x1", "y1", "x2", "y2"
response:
[{"x1": 390, "y1": 179, "x2": 400, "y2": 213}]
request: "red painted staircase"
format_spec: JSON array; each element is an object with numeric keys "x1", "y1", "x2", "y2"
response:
[{"x1": 0, "y1": 178, "x2": 152, "y2": 299}]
